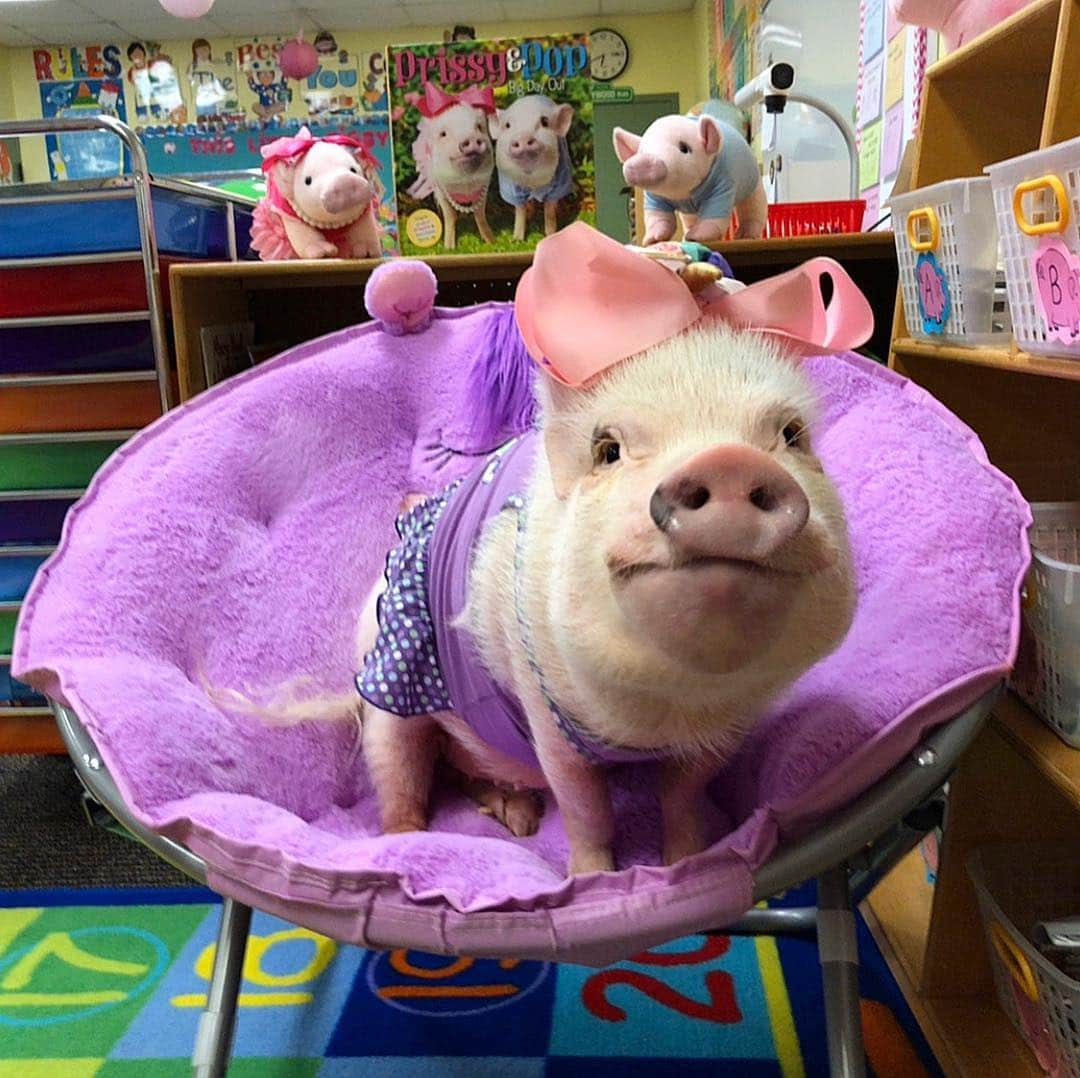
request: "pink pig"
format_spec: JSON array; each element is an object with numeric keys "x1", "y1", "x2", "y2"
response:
[
  {"x1": 1034, "y1": 245, "x2": 1080, "y2": 339},
  {"x1": 613, "y1": 113, "x2": 768, "y2": 245},
  {"x1": 251, "y1": 126, "x2": 383, "y2": 261}
]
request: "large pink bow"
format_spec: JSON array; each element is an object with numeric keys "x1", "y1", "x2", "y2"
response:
[
  {"x1": 416, "y1": 81, "x2": 496, "y2": 119},
  {"x1": 515, "y1": 223, "x2": 875, "y2": 386},
  {"x1": 260, "y1": 125, "x2": 376, "y2": 172}
]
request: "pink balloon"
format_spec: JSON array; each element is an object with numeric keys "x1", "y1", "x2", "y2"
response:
[
  {"x1": 157, "y1": 0, "x2": 215, "y2": 17},
  {"x1": 279, "y1": 34, "x2": 319, "y2": 80}
]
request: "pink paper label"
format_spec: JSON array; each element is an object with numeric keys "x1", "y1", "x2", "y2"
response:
[{"x1": 1031, "y1": 237, "x2": 1080, "y2": 343}]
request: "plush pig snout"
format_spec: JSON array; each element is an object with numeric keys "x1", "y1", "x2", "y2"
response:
[
  {"x1": 321, "y1": 172, "x2": 370, "y2": 215},
  {"x1": 622, "y1": 153, "x2": 668, "y2": 187},
  {"x1": 650, "y1": 445, "x2": 809, "y2": 563}
]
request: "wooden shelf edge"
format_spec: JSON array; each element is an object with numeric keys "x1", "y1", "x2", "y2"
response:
[
  {"x1": 891, "y1": 337, "x2": 1080, "y2": 381},
  {"x1": 991, "y1": 691, "x2": 1080, "y2": 809},
  {"x1": 866, "y1": 850, "x2": 1042, "y2": 1077}
]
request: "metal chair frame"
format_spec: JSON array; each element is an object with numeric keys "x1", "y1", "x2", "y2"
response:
[{"x1": 53, "y1": 685, "x2": 997, "y2": 1077}]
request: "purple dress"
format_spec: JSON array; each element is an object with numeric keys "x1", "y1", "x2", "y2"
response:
[{"x1": 357, "y1": 433, "x2": 662, "y2": 770}]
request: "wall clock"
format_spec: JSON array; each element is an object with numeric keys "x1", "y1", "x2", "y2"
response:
[{"x1": 590, "y1": 27, "x2": 630, "y2": 82}]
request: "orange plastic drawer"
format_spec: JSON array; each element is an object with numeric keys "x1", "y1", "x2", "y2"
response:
[{"x1": 0, "y1": 381, "x2": 162, "y2": 433}]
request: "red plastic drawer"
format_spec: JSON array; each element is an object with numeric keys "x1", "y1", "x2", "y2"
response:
[{"x1": 0, "y1": 256, "x2": 195, "y2": 318}]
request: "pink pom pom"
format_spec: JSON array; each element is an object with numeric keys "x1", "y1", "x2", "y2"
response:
[
  {"x1": 279, "y1": 32, "x2": 319, "y2": 81},
  {"x1": 364, "y1": 261, "x2": 438, "y2": 335}
]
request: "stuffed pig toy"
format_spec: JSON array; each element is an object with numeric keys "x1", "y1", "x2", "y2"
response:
[
  {"x1": 889, "y1": 0, "x2": 1036, "y2": 50},
  {"x1": 614, "y1": 111, "x2": 768, "y2": 245},
  {"x1": 250, "y1": 126, "x2": 383, "y2": 261}
]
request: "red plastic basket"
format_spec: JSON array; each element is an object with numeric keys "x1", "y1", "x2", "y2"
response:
[{"x1": 766, "y1": 199, "x2": 867, "y2": 238}]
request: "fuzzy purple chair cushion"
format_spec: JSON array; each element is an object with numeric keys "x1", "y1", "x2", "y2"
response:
[{"x1": 14, "y1": 303, "x2": 1030, "y2": 966}]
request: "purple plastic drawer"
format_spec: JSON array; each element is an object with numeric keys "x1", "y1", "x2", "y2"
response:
[
  {"x1": 0, "y1": 496, "x2": 78, "y2": 545},
  {"x1": 0, "y1": 318, "x2": 154, "y2": 374}
]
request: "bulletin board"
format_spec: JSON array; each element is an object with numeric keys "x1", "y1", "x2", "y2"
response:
[{"x1": 856, "y1": 0, "x2": 933, "y2": 228}]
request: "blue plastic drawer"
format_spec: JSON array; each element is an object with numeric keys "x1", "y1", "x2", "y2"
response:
[
  {"x1": 0, "y1": 186, "x2": 230, "y2": 259},
  {"x1": 0, "y1": 662, "x2": 45, "y2": 706},
  {"x1": 0, "y1": 497, "x2": 77, "y2": 546},
  {"x1": 0, "y1": 553, "x2": 49, "y2": 601},
  {"x1": 0, "y1": 319, "x2": 153, "y2": 374}
]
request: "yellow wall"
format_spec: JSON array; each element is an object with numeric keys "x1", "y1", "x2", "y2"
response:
[{"x1": 4, "y1": 10, "x2": 708, "y2": 182}]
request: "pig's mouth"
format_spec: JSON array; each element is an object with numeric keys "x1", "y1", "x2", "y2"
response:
[
  {"x1": 609, "y1": 554, "x2": 785, "y2": 584},
  {"x1": 452, "y1": 148, "x2": 492, "y2": 171},
  {"x1": 510, "y1": 147, "x2": 544, "y2": 168}
]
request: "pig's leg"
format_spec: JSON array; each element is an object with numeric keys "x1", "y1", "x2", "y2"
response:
[
  {"x1": 365, "y1": 707, "x2": 443, "y2": 833},
  {"x1": 474, "y1": 192, "x2": 495, "y2": 244},
  {"x1": 513, "y1": 204, "x2": 528, "y2": 242},
  {"x1": 435, "y1": 192, "x2": 456, "y2": 250},
  {"x1": 282, "y1": 215, "x2": 338, "y2": 259},
  {"x1": 443, "y1": 766, "x2": 543, "y2": 837},
  {"x1": 543, "y1": 199, "x2": 559, "y2": 236},
  {"x1": 345, "y1": 216, "x2": 382, "y2": 259},
  {"x1": 683, "y1": 214, "x2": 732, "y2": 243},
  {"x1": 642, "y1": 209, "x2": 676, "y2": 246},
  {"x1": 528, "y1": 709, "x2": 615, "y2": 874},
  {"x1": 659, "y1": 755, "x2": 721, "y2": 865},
  {"x1": 733, "y1": 183, "x2": 768, "y2": 239}
]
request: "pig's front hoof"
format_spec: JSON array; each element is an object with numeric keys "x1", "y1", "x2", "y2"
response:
[
  {"x1": 472, "y1": 784, "x2": 544, "y2": 837},
  {"x1": 568, "y1": 846, "x2": 615, "y2": 875}
]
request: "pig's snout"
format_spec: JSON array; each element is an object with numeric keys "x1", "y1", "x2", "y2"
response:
[
  {"x1": 622, "y1": 153, "x2": 668, "y2": 187},
  {"x1": 458, "y1": 134, "x2": 488, "y2": 157},
  {"x1": 650, "y1": 445, "x2": 809, "y2": 564},
  {"x1": 511, "y1": 135, "x2": 540, "y2": 155},
  {"x1": 321, "y1": 172, "x2": 370, "y2": 215}
]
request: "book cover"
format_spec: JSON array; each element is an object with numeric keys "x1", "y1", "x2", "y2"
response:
[{"x1": 387, "y1": 35, "x2": 595, "y2": 255}]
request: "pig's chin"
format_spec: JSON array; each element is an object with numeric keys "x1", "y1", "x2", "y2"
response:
[{"x1": 610, "y1": 557, "x2": 800, "y2": 674}]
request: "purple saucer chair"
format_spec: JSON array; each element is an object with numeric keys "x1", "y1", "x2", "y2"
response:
[{"x1": 15, "y1": 284, "x2": 1029, "y2": 1077}]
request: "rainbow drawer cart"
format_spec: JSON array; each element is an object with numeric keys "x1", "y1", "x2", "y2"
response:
[{"x1": 0, "y1": 116, "x2": 253, "y2": 747}]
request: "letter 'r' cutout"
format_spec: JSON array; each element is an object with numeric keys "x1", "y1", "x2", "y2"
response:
[{"x1": 1030, "y1": 236, "x2": 1080, "y2": 344}]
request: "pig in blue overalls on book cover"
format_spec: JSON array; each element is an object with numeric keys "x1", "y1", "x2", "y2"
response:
[{"x1": 387, "y1": 35, "x2": 595, "y2": 255}]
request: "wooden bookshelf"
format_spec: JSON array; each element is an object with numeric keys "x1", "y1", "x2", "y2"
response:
[{"x1": 876, "y1": 2, "x2": 1080, "y2": 1070}]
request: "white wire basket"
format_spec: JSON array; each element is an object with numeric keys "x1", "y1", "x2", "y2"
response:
[
  {"x1": 891, "y1": 177, "x2": 1006, "y2": 345},
  {"x1": 986, "y1": 135, "x2": 1080, "y2": 361},
  {"x1": 1011, "y1": 503, "x2": 1080, "y2": 747}
]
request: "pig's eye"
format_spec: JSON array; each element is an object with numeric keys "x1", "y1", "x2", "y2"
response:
[
  {"x1": 540, "y1": 116, "x2": 549, "y2": 128},
  {"x1": 592, "y1": 432, "x2": 621, "y2": 467},
  {"x1": 350, "y1": 166, "x2": 358, "y2": 174},
  {"x1": 782, "y1": 420, "x2": 807, "y2": 448},
  {"x1": 304, "y1": 176, "x2": 313, "y2": 186},
  {"x1": 678, "y1": 140, "x2": 691, "y2": 154}
]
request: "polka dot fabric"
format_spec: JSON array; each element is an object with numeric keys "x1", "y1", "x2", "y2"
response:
[{"x1": 356, "y1": 482, "x2": 462, "y2": 717}]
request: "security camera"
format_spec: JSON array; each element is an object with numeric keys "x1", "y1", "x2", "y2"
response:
[{"x1": 733, "y1": 62, "x2": 796, "y2": 112}]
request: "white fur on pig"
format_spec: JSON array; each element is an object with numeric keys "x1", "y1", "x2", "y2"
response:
[
  {"x1": 490, "y1": 95, "x2": 574, "y2": 241},
  {"x1": 408, "y1": 102, "x2": 495, "y2": 250},
  {"x1": 361, "y1": 324, "x2": 856, "y2": 874},
  {"x1": 251, "y1": 138, "x2": 382, "y2": 260}
]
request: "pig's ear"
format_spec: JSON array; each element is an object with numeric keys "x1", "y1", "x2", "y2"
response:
[
  {"x1": 272, "y1": 159, "x2": 297, "y2": 196},
  {"x1": 551, "y1": 103, "x2": 573, "y2": 138},
  {"x1": 537, "y1": 376, "x2": 590, "y2": 500},
  {"x1": 488, "y1": 109, "x2": 503, "y2": 140},
  {"x1": 612, "y1": 127, "x2": 641, "y2": 164},
  {"x1": 699, "y1": 116, "x2": 723, "y2": 156}
]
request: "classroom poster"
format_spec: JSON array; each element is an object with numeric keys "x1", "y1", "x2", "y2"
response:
[
  {"x1": 32, "y1": 45, "x2": 128, "y2": 180},
  {"x1": 710, "y1": 0, "x2": 762, "y2": 102},
  {"x1": 857, "y1": 1, "x2": 932, "y2": 227}
]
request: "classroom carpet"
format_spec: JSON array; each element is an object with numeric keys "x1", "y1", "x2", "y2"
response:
[{"x1": 0, "y1": 880, "x2": 940, "y2": 1077}]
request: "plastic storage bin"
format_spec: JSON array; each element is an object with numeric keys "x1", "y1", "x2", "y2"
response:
[
  {"x1": 1012, "y1": 503, "x2": 1080, "y2": 746},
  {"x1": 766, "y1": 199, "x2": 866, "y2": 238},
  {"x1": 969, "y1": 845, "x2": 1080, "y2": 1078},
  {"x1": 890, "y1": 177, "x2": 1005, "y2": 344},
  {"x1": 987, "y1": 135, "x2": 1080, "y2": 360}
]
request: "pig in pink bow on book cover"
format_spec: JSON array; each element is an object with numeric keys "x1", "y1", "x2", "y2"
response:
[{"x1": 387, "y1": 35, "x2": 594, "y2": 254}]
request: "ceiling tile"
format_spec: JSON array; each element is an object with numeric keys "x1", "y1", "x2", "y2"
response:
[
  {"x1": 0, "y1": 24, "x2": 45, "y2": 45},
  {"x1": 10, "y1": 20, "x2": 126, "y2": 43},
  {"x1": 499, "y1": 0, "x2": 600, "y2": 19},
  {"x1": 1, "y1": 0, "x2": 94, "y2": 25},
  {"x1": 111, "y1": 15, "x2": 235, "y2": 39}
]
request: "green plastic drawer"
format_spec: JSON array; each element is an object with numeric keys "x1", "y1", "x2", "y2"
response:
[
  {"x1": 0, "y1": 439, "x2": 125, "y2": 492},
  {"x1": 0, "y1": 610, "x2": 15, "y2": 654}
]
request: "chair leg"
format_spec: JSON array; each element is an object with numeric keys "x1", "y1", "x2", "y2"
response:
[
  {"x1": 192, "y1": 898, "x2": 253, "y2": 1078},
  {"x1": 817, "y1": 866, "x2": 867, "y2": 1078}
]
